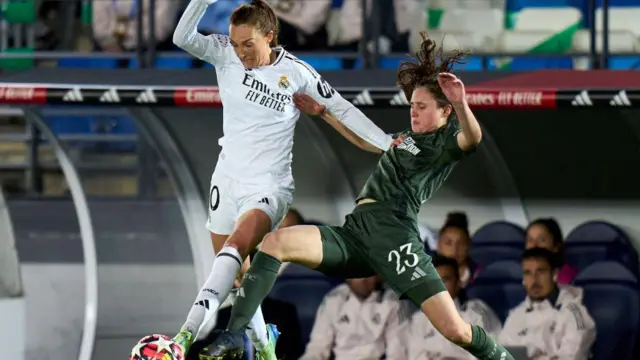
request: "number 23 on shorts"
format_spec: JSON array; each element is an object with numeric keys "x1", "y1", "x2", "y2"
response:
[{"x1": 388, "y1": 243, "x2": 419, "y2": 275}]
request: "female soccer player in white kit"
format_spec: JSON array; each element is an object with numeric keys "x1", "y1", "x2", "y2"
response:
[{"x1": 171, "y1": 0, "x2": 395, "y2": 359}]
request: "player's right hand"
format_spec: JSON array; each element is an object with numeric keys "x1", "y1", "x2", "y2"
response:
[
  {"x1": 293, "y1": 93, "x2": 327, "y2": 116},
  {"x1": 391, "y1": 134, "x2": 406, "y2": 148}
]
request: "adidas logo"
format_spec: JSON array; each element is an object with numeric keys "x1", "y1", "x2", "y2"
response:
[
  {"x1": 352, "y1": 90, "x2": 374, "y2": 105},
  {"x1": 258, "y1": 197, "x2": 269, "y2": 205},
  {"x1": 411, "y1": 267, "x2": 427, "y2": 281},
  {"x1": 571, "y1": 90, "x2": 592, "y2": 106},
  {"x1": 136, "y1": 88, "x2": 157, "y2": 103},
  {"x1": 390, "y1": 91, "x2": 409, "y2": 106},
  {"x1": 62, "y1": 87, "x2": 83, "y2": 102},
  {"x1": 610, "y1": 90, "x2": 631, "y2": 106},
  {"x1": 99, "y1": 88, "x2": 120, "y2": 103},
  {"x1": 195, "y1": 299, "x2": 210, "y2": 309}
]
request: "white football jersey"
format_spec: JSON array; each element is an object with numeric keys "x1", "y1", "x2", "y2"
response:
[{"x1": 174, "y1": 0, "x2": 393, "y2": 187}]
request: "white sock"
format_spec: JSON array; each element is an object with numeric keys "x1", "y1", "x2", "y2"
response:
[
  {"x1": 227, "y1": 291, "x2": 269, "y2": 350},
  {"x1": 181, "y1": 246, "x2": 242, "y2": 339},
  {"x1": 246, "y1": 305, "x2": 269, "y2": 351}
]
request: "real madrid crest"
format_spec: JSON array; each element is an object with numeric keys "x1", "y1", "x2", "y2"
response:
[{"x1": 278, "y1": 75, "x2": 289, "y2": 89}]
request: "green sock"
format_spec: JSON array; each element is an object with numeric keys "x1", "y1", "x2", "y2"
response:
[
  {"x1": 464, "y1": 324, "x2": 514, "y2": 360},
  {"x1": 227, "y1": 251, "x2": 282, "y2": 332}
]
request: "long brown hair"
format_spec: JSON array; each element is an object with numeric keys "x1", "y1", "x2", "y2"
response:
[
  {"x1": 230, "y1": 0, "x2": 280, "y2": 47},
  {"x1": 396, "y1": 32, "x2": 469, "y2": 108}
]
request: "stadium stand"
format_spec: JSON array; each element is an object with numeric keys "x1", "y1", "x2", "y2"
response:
[
  {"x1": 564, "y1": 220, "x2": 640, "y2": 273},
  {"x1": 470, "y1": 221, "x2": 526, "y2": 266},
  {"x1": 0, "y1": 0, "x2": 36, "y2": 69},
  {"x1": 466, "y1": 260, "x2": 526, "y2": 322},
  {"x1": 573, "y1": 261, "x2": 640, "y2": 360}
]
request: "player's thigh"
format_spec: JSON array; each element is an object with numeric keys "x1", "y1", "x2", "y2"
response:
[
  {"x1": 260, "y1": 225, "x2": 324, "y2": 268},
  {"x1": 205, "y1": 171, "x2": 238, "y2": 235}
]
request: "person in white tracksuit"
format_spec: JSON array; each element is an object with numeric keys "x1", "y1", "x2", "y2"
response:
[
  {"x1": 498, "y1": 248, "x2": 596, "y2": 360},
  {"x1": 302, "y1": 275, "x2": 409, "y2": 360},
  {"x1": 409, "y1": 255, "x2": 502, "y2": 360}
]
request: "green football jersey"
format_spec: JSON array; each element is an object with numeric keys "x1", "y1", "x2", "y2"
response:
[{"x1": 357, "y1": 121, "x2": 475, "y2": 220}]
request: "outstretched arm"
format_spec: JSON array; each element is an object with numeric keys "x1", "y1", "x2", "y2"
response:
[
  {"x1": 295, "y1": 62, "x2": 393, "y2": 151},
  {"x1": 173, "y1": 0, "x2": 233, "y2": 66},
  {"x1": 293, "y1": 93, "x2": 386, "y2": 154},
  {"x1": 437, "y1": 73, "x2": 482, "y2": 150}
]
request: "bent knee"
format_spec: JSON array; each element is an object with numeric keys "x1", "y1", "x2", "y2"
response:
[
  {"x1": 260, "y1": 231, "x2": 287, "y2": 260},
  {"x1": 439, "y1": 321, "x2": 472, "y2": 345}
]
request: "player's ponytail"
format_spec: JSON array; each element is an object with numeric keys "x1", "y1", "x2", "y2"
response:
[
  {"x1": 396, "y1": 32, "x2": 469, "y2": 111},
  {"x1": 231, "y1": 0, "x2": 280, "y2": 47}
]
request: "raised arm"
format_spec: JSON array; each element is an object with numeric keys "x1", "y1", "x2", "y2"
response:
[
  {"x1": 294, "y1": 61, "x2": 393, "y2": 152},
  {"x1": 173, "y1": 0, "x2": 233, "y2": 66},
  {"x1": 437, "y1": 73, "x2": 482, "y2": 150}
]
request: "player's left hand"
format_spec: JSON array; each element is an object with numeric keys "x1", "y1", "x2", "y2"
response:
[
  {"x1": 437, "y1": 72, "x2": 466, "y2": 105},
  {"x1": 293, "y1": 93, "x2": 327, "y2": 116}
]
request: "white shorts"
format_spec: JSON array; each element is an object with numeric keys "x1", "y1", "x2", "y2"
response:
[{"x1": 205, "y1": 170, "x2": 293, "y2": 235}]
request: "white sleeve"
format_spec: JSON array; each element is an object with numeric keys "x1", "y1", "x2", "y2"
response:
[
  {"x1": 296, "y1": 61, "x2": 393, "y2": 151},
  {"x1": 383, "y1": 301, "x2": 409, "y2": 360},
  {"x1": 300, "y1": 296, "x2": 336, "y2": 360},
  {"x1": 498, "y1": 309, "x2": 526, "y2": 347},
  {"x1": 469, "y1": 301, "x2": 503, "y2": 337},
  {"x1": 172, "y1": 0, "x2": 234, "y2": 67},
  {"x1": 544, "y1": 303, "x2": 596, "y2": 360}
]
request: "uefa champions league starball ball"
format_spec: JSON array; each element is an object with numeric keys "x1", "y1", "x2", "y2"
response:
[{"x1": 130, "y1": 334, "x2": 185, "y2": 360}]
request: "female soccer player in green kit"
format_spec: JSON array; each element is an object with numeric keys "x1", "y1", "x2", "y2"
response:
[{"x1": 205, "y1": 33, "x2": 515, "y2": 360}]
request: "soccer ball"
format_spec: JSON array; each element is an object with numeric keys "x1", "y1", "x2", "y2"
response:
[{"x1": 130, "y1": 334, "x2": 184, "y2": 360}]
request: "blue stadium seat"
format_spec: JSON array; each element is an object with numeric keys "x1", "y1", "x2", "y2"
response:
[
  {"x1": 564, "y1": 221, "x2": 639, "y2": 272},
  {"x1": 297, "y1": 56, "x2": 343, "y2": 70},
  {"x1": 57, "y1": 57, "x2": 118, "y2": 68},
  {"x1": 609, "y1": 56, "x2": 640, "y2": 70},
  {"x1": 472, "y1": 221, "x2": 526, "y2": 247},
  {"x1": 103, "y1": 116, "x2": 138, "y2": 152},
  {"x1": 470, "y1": 246, "x2": 523, "y2": 267},
  {"x1": 466, "y1": 260, "x2": 525, "y2": 322},
  {"x1": 505, "y1": 57, "x2": 574, "y2": 70},
  {"x1": 129, "y1": 57, "x2": 193, "y2": 69},
  {"x1": 574, "y1": 262, "x2": 640, "y2": 360},
  {"x1": 270, "y1": 276, "x2": 339, "y2": 345},
  {"x1": 43, "y1": 115, "x2": 99, "y2": 149}
]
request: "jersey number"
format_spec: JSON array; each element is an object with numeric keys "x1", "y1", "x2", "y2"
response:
[
  {"x1": 387, "y1": 243, "x2": 419, "y2": 275},
  {"x1": 210, "y1": 186, "x2": 220, "y2": 211}
]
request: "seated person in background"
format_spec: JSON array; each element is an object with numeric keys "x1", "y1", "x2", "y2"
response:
[
  {"x1": 301, "y1": 275, "x2": 408, "y2": 360},
  {"x1": 525, "y1": 218, "x2": 578, "y2": 284},
  {"x1": 409, "y1": 255, "x2": 501, "y2": 360},
  {"x1": 92, "y1": 0, "x2": 179, "y2": 53},
  {"x1": 436, "y1": 212, "x2": 478, "y2": 287},
  {"x1": 498, "y1": 248, "x2": 596, "y2": 360}
]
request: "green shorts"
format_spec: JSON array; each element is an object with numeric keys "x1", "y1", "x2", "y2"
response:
[{"x1": 316, "y1": 202, "x2": 446, "y2": 306}]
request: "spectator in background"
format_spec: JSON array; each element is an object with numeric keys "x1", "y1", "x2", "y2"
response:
[
  {"x1": 409, "y1": 255, "x2": 501, "y2": 360},
  {"x1": 498, "y1": 248, "x2": 596, "y2": 360},
  {"x1": 436, "y1": 212, "x2": 477, "y2": 287},
  {"x1": 525, "y1": 218, "x2": 578, "y2": 284},
  {"x1": 302, "y1": 275, "x2": 408, "y2": 360},
  {"x1": 331, "y1": 0, "x2": 413, "y2": 64},
  {"x1": 92, "y1": 0, "x2": 179, "y2": 53},
  {"x1": 197, "y1": 0, "x2": 248, "y2": 35},
  {"x1": 269, "y1": 0, "x2": 331, "y2": 51}
]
